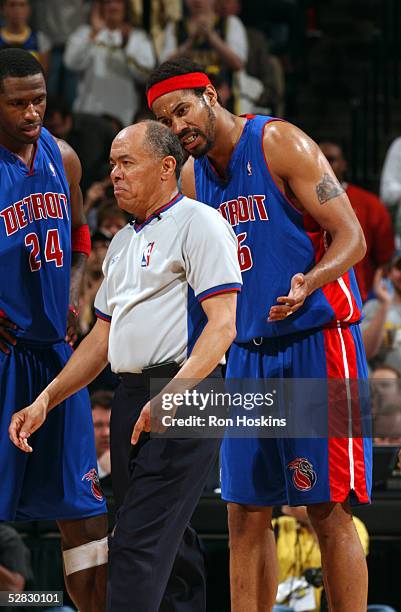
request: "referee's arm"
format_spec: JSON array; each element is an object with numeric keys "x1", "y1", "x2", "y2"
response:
[
  {"x1": 9, "y1": 318, "x2": 110, "y2": 451},
  {"x1": 176, "y1": 292, "x2": 237, "y2": 380}
]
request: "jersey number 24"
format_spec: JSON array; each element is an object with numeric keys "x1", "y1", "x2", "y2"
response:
[{"x1": 25, "y1": 229, "x2": 63, "y2": 271}]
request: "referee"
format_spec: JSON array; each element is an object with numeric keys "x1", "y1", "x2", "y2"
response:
[{"x1": 9, "y1": 120, "x2": 242, "y2": 611}]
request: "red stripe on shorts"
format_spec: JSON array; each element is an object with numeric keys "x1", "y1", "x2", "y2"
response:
[{"x1": 323, "y1": 326, "x2": 368, "y2": 502}]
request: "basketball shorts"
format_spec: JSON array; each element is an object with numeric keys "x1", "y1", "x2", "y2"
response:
[
  {"x1": 221, "y1": 324, "x2": 372, "y2": 506},
  {"x1": 0, "y1": 339, "x2": 107, "y2": 521}
]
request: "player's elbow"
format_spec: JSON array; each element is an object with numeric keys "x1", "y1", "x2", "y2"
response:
[{"x1": 354, "y1": 226, "x2": 367, "y2": 264}]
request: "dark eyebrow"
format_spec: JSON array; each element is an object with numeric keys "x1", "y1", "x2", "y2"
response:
[
  {"x1": 157, "y1": 101, "x2": 187, "y2": 121},
  {"x1": 172, "y1": 101, "x2": 187, "y2": 114}
]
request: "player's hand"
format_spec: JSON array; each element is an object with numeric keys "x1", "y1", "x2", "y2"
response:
[
  {"x1": 0, "y1": 311, "x2": 17, "y2": 354},
  {"x1": 9, "y1": 397, "x2": 49, "y2": 453},
  {"x1": 66, "y1": 306, "x2": 79, "y2": 347},
  {"x1": 268, "y1": 273, "x2": 310, "y2": 321}
]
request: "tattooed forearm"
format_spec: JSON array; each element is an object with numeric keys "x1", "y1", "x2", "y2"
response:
[{"x1": 316, "y1": 173, "x2": 344, "y2": 204}]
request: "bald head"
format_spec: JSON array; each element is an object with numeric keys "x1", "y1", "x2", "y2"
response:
[
  {"x1": 114, "y1": 121, "x2": 184, "y2": 179},
  {"x1": 110, "y1": 120, "x2": 183, "y2": 219}
]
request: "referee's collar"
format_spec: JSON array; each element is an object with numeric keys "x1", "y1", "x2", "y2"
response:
[{"x1": 131, "y1": 192, "x2": 184, "y2": 233}]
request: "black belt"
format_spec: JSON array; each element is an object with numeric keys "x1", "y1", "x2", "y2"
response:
[
  {"x1": 119, "y1": 363, "x2": 223, "y2": 388},
  {"x1": 119, "y1": 361, "x2": 180, "y2": 388}
]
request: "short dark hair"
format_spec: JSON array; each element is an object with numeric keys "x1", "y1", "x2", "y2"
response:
[
  {"x1": 142, "y1": 120, "x2": 185, "y2": 179},
  {"x1": 146, "y1": 58, "x2": 207, "y2": 100},
  {"x1": 90, "y1": 390, "x2": 113, "y2": 410},
  {"x1": 0, "y1": 48, "x2": 44, "y2": 91}
]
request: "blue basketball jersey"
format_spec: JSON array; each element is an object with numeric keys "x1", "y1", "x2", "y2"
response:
[
  {"x1": 0, "y1": 127, "x2": 71, "y2": 342},
  {"x1": 194, "y1": 115, "x2": 363, "y2": 343}
]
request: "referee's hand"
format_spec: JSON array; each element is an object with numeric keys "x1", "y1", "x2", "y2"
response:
[
  {"x1": 131, "y1": 402, "x2": 151, "y2": 445},
  {"x1": 9, "y1": 399, "x2": 48, "y2": 452}
]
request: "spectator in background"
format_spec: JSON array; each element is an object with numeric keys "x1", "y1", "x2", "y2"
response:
[
  {"x1": 159, "y1": 0, "x2": 248, "y2": 113},
  {"x1": 0, "y1": 0, "x2": 50, "y2": 72},
  {"x1": 272, "y1": 505, "x2": 369, "y2": 612},
  {"x1": 79, "y1": 230, "x2": 111, "y2": 337},
  {"x1": 380, "y1": 135, "x2": 401, "y2": 237},
  {"x1": 373, "y1": 403, "x2": 401, "y2": 446},
  {"x1": 0, "y1": 524, "x2": 32, "y2": 611},
  {"x1": 64, "y1": 0, "x2": 155, "y2": 126},
  {"x1": 91, "y1": 390, "x2": 112, "y2": 480},
  {"x1": 31, "y1": 0, "x2": 85, "y2": 106},
  {"x1": 272, "y1": 506, "x2": 396, "y2": 612},
  {"x1": 362, "y1": 253, "x2": 401, "y2": 371},
  {"x1": 128, "y1": 0, "x2": 182, "y2": 58},
  {"x1": 83, "y1": 174, "x2": 114, "y2": 229},
  {"x1": 371, "y1": 364, "x2": 401, "y2": 416},
  {"x1": 44, "y1": 95, "x2": 115, "y2": 193},
  {"x1": 216, "y1": 0, "x2": 285, "y2": 116},
  {"x1": 370, "y1": 365, "x2": 401, "y2": 448},
  {"x1": 319, "y1": 140, "x2": 395, "y2": 302},
  {"x1": 97, "y1": 199, "x2": 128, "y2": 238},
  {"x1": 78, "y1": 202, "x2": 129, "y2": 337}
]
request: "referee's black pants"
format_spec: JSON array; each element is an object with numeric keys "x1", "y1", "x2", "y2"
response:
[{"x1": 107, "y1": 372, "x2": 220, "y2": 612}]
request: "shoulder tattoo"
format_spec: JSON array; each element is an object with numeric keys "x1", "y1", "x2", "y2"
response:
[{"x1": 316, "y1": 173, "x2": 344, "y2": 204}]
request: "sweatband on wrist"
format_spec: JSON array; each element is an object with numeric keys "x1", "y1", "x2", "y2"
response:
[{"x1": 71, "y1": 224, "x2": 91, "y2": 256}]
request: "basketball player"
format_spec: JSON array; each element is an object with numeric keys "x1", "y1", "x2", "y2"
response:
[
  {"x1": 0, "y1": 49, "x2": 107, "y2": 611},
  {"x1": 146, "y1": 58, "x2": 371, "y2": 612}
]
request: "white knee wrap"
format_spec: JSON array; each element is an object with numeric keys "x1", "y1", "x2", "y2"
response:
[{"x1": 63, "y1": 536, "x2": 108, "y2": 576}]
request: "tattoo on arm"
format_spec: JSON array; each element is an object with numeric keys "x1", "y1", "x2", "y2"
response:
[{"x1": 316, "y1": 173, "x2": 344, "y2": 204}]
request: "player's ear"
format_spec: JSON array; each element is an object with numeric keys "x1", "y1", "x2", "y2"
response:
[
  {"x1": 203, "y1": 85, "x2": 218, "y2": 107},
  {"x1": 161, "y1": 155, "x2": 176, "y2": 181}
]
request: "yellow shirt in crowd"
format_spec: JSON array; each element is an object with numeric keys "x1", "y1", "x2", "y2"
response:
[{"x1": 272, "y1": 515, "x2": 369, "y2": 611}]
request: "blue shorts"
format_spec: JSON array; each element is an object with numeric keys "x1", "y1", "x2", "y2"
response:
[
  {"x1": 0, "y1": 340, "x2": 107, "y2": 521},
  {"x1": 221, "y1": 324, "x2": 372, "y2": 506}
]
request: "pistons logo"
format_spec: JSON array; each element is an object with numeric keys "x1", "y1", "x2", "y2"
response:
[
  {"x1": 288, "y1": 458, "x2": 317, "y2": 491},
  {"x1": 82, "y1": 468, "x2": 104, "y2": 501}
]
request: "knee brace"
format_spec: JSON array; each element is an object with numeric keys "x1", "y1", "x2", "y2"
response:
[{"x1": 63, "y1": 536, "x2": 108, "y2": 576}]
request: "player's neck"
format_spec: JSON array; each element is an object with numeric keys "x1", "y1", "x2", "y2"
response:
[
  {"x1": 206, "y1": 110, "x2": 246, "y2": 179},
  {"x1": 0, "y1": 133, "x2": 36, "y2": 166}
]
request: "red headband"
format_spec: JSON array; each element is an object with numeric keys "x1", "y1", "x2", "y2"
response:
[{"x1": 147, "y1": 72, "x2": 212, "y2": 109}]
